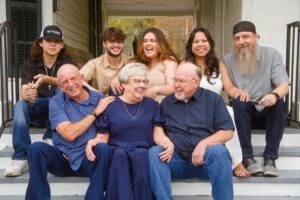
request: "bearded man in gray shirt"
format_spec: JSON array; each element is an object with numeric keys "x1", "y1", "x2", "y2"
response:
[{"x1": 223, "y1": 21, "x2": 289, "y2": 177}]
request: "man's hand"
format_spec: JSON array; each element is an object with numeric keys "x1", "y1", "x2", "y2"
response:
[
  {"x1": 192, "y1": 143, "x2": 206, "y2": 166},
  {"x1": 110, "y1": 77, "x2": 123, "y2": 95},
  {"x1": 94, "y1": 96, "x2": 115, "y2": 115},
  {"x1": 258, "y1": 94, "x2": 277, "y2": 107},
  {"x1": 25, "y1": 82, "x2": 37, "y2": 103},
  {"x1": 33, "y1": 74, "x2": 49, "y2": 89},
  {"x1": 159, "y1": 141, "x2": 174, "y2": 163},
  {"x1": 86, "y1": 139, "x2": 97, "y2": 161}
]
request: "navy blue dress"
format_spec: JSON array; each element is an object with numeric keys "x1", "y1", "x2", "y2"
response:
[{"x1": 96, "y1": 96, "x2": 163, "y2": 200}]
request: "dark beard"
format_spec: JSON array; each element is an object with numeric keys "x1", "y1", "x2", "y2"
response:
[
  {"x1": 106, "y1": 48, "x2": 122, "y2": 58},
  {"x1": 234, "y1": 43, "x2": 260, "y2": 75}
]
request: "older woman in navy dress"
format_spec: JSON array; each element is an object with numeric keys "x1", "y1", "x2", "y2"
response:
[{"x1": 85, "y1": 62, "x2": 174, "y2": 200}]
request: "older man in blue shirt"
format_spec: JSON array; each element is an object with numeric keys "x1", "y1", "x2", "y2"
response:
[
  {"x1": 25, "y1": 64, "x2": 115, "y2": 200},
  {"x1": 149, "y1": 62, "x2": 234, "y2": 200}
]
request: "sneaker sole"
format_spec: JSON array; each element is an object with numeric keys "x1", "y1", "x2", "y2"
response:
[
  {"x1": 246, "y1": 167, "x2": 264, "y2": 176},
  {"x1": 263, "y1": 171, "x2": 279, "y2": 177}
]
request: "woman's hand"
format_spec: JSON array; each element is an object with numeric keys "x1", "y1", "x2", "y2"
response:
[
  {"x1": 159, "y1": 141, "x2": 174, "y2": 163},
  {"x1": 86, "y1": 139, "x2": 97, "y2": 161},
  {"x1": 235, "y1": 89, "x2": 250, "y2": 102}
]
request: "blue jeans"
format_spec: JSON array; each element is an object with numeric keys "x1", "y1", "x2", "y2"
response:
[
  {"x1": 25, "y1": 142, "x2": 111, "y2": 200},
  {"x1": 230, "y1": 98, "x2": 286, "y2": 159},
  {"x1": 12, "y1": 89, "x2": 61, "y2": 160},
  {"x1": 149, "y1": 144, "x2": 233, "y2": 200}
]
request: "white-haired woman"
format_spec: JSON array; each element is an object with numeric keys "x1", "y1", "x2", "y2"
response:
[{"x1": 85, "y1": 62, "x2": 173, "y2": 200}]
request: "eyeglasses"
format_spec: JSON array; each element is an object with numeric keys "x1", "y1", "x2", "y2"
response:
[{"x1": 130, "y1": 78, "x2": 149, "y2": 85}]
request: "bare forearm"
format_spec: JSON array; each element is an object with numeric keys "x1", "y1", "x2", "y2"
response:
[
  {"x1": 199, "y1": 130, "x2": 233, "y2": 149},
  {"x1": 156, "y1": 85, "x2": 174, "y2": 96},
  {"x1": 93, "y1": 133, "x2": 109, "y2": 144},
  {"x1": 272, "y1": 82, "x2": 289, "y2": 98},
  {"x1": 153, "y1": 126, "x2": 172, "y2": 146},
  {"x1": 45, "y1": 76, "x2": 58, "y2": 85},
  {"x1": 57, "y1": 114, "x2": 97, "y2": 141}
]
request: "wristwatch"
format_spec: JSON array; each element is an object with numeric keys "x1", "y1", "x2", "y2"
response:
[
  {"x1": 89, "y1": 111, "x2": 98, "y2": 118},
  {"x1": 271, "y1": 92, "x2": 280, "y2": 100}
]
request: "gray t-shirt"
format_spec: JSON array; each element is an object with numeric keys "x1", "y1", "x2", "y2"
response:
[{"x1": 223, "y1": 46, "x2": 288, "y2": 109}]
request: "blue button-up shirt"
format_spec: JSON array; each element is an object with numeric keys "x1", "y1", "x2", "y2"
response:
[
  {"x1": 161, "y1": 87, "x2": 234, "y2": 160},
  {"x1": 49, "y1": 86, "x2": 104, "y2": 170}
]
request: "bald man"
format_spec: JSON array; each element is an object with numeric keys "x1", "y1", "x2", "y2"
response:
[
  {"x1": 149, "y1": 62, "x2": 234, "y2": 200},
  {"x1": 25, "y1": 64, "x2": 115, "y2": 200}
]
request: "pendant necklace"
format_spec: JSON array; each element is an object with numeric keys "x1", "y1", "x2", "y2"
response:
[
  {"x1": 122, "y1": 100, "x2": 142, "y2": 120},
  {"x1": 44, "y1": 65, "x2": 56, "y2": 90}
]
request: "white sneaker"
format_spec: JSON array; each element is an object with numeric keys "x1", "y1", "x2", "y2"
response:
[
  {"x1": 4, "y1": 160, "x2": 29, "y2": 177},
  {"x1": 43, "y1": 138, "x2": 53, "y2": 146}
]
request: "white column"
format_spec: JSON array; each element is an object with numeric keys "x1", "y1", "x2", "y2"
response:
[
  {"x1": 41, "y1": 0, "x2": 53, "y2": 27},
  {"x1": 0, "y1": 0, "x2": 7, "y2": 22}
]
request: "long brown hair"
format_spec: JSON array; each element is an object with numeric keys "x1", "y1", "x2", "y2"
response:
[
  {"x1": 30, "y1": 39, "x2": 72, "y2": 62},
  {"x1": 184, "y1": 27, "x2": 220, "y2": 84},
  {"x1": 133, "y1": 27, "x2": 179, "y2": 65}
]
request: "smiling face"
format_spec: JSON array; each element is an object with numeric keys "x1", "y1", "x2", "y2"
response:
[
  {"x1": 142, "y1": 32, "x2": 159, "y2": 61},
  {"x1": 39, "y1": 38, "x2": 64, "y2": 57},
  {"x1": 103, "y1": 40, "x2": 124, "y2": 57},
  {"x1": 57, "y1": 64, "x2": 85, "y2": 101},
  {"x1": 191, "y1": 31, "x2": 211, "y2": 59},
  {"x1": 122, "y1": 75, "x2": 148, "y2": 102},
  {"x1": 173, "y1": 63, "x2": 200, "y2": 101}
]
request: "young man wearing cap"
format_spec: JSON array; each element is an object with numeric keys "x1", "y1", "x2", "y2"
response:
[
  {"x1": 4, "y1": 25, "x2": 72, "y2": 177},
  {"x1": 80, "y1": 27, "x2": 131, "y2": 96},
  {"x1": 223, "y1": 21, "x2": 289, "y2": 177}
]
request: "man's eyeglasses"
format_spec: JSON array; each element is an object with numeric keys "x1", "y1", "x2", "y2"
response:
[{"x1": 130, "y1": 78, "x2": 149, "y2": 85}]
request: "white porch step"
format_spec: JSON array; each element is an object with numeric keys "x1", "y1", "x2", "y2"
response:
[
  {"x1": 0, "y1": 196, "x2": 299, "y2": 200},
  {"x1": 0, "y1": 169, "x2": 299, "y2": 196},
  {"x1": 1, "y1": 128, "x2": 300, "y2": 148},
  {"x1": 1, "y1": 147, "x2": 300, "y2": 170},
  {"x1": 0, "y1": 127, "x2": 299, "y2": 198}
]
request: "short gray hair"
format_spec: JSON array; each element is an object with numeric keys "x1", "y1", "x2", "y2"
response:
[{"x1": 118, "y1": 63, "x2": 149, "y2": 83}]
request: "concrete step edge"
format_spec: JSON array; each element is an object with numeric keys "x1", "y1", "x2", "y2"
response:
[{"x1": 0, "y1": 182, "x2": 299, "y2": 196}]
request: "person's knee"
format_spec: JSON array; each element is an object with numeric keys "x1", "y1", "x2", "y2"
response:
[
  {"x1": 28, "y1": 142, "x2": 47, "y2": 157},
  {"x1": 93, "y1": 143, "x2": 110, "y2": 157},
  {"x1": 271, "y1": 99, "x2": 286, "y2": 112},
  {"x1": 14, "y1": 100, "x2": 28, "y2": 112},
  {"x1": 206, "y1": 144, "x2": 230, "y2": 161},
  {"x1": 231, "y1": 98, "x2": 248, "y2": 108},
  {"x1": 149, "y1": 146, "x2": 165, "y2": 159},
  {"x1": 112, "y1": 148, "x2": 128, "y2": 161}
]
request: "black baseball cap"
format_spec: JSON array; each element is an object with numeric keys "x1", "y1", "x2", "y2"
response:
[
  {"x1": 233, "y1": 21, "x2": 256, "y2": 36},
  {"x1": 40, "y1": 25, "x2": 63, "y2": 41}
]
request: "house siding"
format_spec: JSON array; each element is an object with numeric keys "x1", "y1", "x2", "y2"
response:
[
  {"x1": 54, "y1": 0, "x2": 90, "y2": 53},
  {"x1": 242, "y1": 0, "x2": 300, "y2": 61},
  {"x1": 223, "y1": 0, "x2": 242, "y2": 55}
]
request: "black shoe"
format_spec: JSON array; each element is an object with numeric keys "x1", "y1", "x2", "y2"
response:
[
  {"x1": 243, "y1": 157, "x2": 263, "y2": 176},
  {"x1": 263, "y1": 157, "x2": 279, "y2": 177}
]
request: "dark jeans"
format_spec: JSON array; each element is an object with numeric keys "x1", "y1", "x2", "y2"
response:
[
  {"x1": 230, "y1": 98, "x2": 286, "y2": 159},
  {"x1": 149, "y1": 144, "x2": 233, "y2": 200},
  {"x1": 12, "y1": 89, "x2": 61, "y2": 160},
  {"x1": 25, "y1": 142, "x2": 111, "y2": 200}
]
